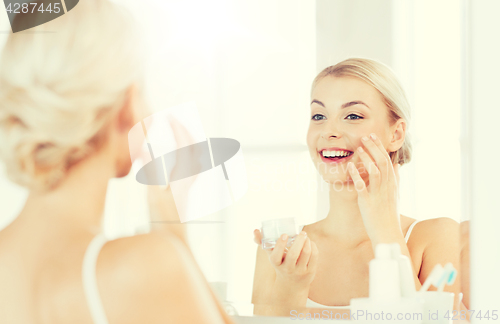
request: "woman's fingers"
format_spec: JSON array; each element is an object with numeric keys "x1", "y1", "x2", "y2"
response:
[
  {"x1": 356, "y1": 145, "x2": 380, "y2": 190},
  {"x1": 254, "y1": 229, "x2": 263, "y2": 245},
  {"x1": 296, "y1": 237, "x2": 312, "y2": 269},
  {"x1": 269, "y1": 233, "x2": 289, "y2": 267},
  {"x1": 307, "y1": 240, "x2": 319, "y2": 271},
  {"x1": 167, "y1": 116, "x2": 201, "y2": 187},
  {"x1": 283, "y1": 231, "x2": 308, "y2": 267},
  {"x1": 347, "y1": 162, "x2": 368, "y2": 197},
  {"x1": 361, "y1": 134, "x2": 391, "y2": 183},
  {"x1": 168, "y1": 116, "x2": 192, "y2": 149},
  {"x1": 369, "y1": 133, "x2": 399, "y2": 188}
]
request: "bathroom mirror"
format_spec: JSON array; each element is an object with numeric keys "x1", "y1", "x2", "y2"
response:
[
  {"x1": 0, "y1": 0, "x2": 476, "y2": 321},
  {"x1": 181, "y1": 0, "x2": 471, "y2": 320}
]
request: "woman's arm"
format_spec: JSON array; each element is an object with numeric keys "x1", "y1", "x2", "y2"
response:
[
  {"x1": 252, "y1": 244, "x2": 276, "y2": 306},
  {"x1": 97, "y1": 232, "x2": 234, "y2": 324},
  {"x1": 346, "y1": 134, "x2": 467, "y2": 313},
  {"x1": 148, "y1": 185, "x2": 188, "y2": 244},
  {"x1": 410, "y1": 217, "x2": 466, "y2": 312},
  {"x1": 146, "y1": 116, "x2": 202, "y2": 246}
]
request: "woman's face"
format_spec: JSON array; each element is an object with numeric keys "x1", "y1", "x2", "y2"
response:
[{"x1": 306, "y1": 76, "x2": 395, "y2": 184}]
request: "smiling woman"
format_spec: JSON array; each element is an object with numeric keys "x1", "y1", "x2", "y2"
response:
[
  {"x1": 310, "y1": 58, "x2": 412, "y2": 167},
  {"x1": 252, "y1": 58, "x2": 464, "y2": 316}
]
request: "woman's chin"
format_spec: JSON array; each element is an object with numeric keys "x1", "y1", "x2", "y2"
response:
[
  {"x1": 116, "y1": 160, "x2": 133, "y2": 178},
  {"x1": 320, "y1": 174, "x2": 352, "y2": 184}
]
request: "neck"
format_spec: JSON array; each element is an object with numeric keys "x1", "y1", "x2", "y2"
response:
[
  {"x1": 19, "y1": 149, "x2": 115, "y2": 233},
  {"x1": 313, "y1": 181, "x2": 370, "y2": 244}
]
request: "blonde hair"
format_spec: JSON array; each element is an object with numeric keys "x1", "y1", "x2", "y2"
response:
[
  {"x1": 0, "y1": 0, "x2": 144, "y2": 191},
  {"x1": 312, "y1": 58, "x2": 412, "y2": 166}
]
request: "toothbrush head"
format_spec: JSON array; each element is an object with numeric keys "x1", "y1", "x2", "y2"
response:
[
  {"x1": 437, "y1": 263, "x2": 458, "y2": 292},
  {"x1": 420, "y1": 263, "x2": 458, "y2": 293},
  {"x1": 444, "y1": 263, "x2": 457, "y2": 285},
  {"x1": 434, "y1": 267, "x2": 449, "y2": 288}
]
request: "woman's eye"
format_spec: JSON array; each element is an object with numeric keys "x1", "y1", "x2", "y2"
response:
[
  {"x1": 346, "y1": 114, "x2": 362, "y2": 120},
  {"x1": 311, "y1": 114, "x2": 326, "y2": 121}
]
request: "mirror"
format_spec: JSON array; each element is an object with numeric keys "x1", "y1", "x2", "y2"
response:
[
  {"x1": 0, "y1": 0, "x2": 475, "y2": 322},
  {"x1": 180, "y1": 0, "x2": 471, "y2": 320}
]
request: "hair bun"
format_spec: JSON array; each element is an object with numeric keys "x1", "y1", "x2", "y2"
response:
[{"x1": 0, "y1": 0, "x2": 143, "y2": 191}]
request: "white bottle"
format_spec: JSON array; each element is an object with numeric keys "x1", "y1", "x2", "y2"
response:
[
  {"x1": 391, "y1": 243, "x2": 417, "y2": 298},
  {"x1": 351, "y1": 243, "x2": 423, "y2": 323},
  {"x1": 369, "y1": 243, "x2": 401, "y2": 303}
]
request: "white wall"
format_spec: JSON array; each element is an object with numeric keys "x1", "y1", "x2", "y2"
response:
[
  {"x1": 316, "y1": 0, "x2": 394, "y2": 68},
  {"x1": 467, "y1": 0, "x2": 500, "y2": 316}
]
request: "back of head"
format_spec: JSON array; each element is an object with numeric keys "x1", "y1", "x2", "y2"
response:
[
  {"x1": 312, "y1": 58, "x2": 412, "y2": 166},
  {"x1": 0, "y1": 0, "x2": 144, "y2": 191}
]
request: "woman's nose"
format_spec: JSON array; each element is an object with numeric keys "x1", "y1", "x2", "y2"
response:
[{"x1": 320, "y1": 120, "x2": 342, "y2": 139}]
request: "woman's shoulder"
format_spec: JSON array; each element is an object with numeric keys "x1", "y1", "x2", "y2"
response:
[
  {"x1": 97, "y1": 231, "x2": 190, "y2": 290},
  {"x1": 99, "y1": 231, "x2": 185, "y2": 264},
  {"x1": 406, "y1": 216, "x2": 459, "y2": 247},
  {"x1": 47, "y1": 231, "x2": 226, "y2": 324},
  {"x1": 399, "y1": 214, "x2": 417, "y2": 237},
  {"x1": 411, "y1": 217, "x2": 459, "y2": 233},
  {"x1": 94, "y1": 232, "x2": 201, "y2": 322}
]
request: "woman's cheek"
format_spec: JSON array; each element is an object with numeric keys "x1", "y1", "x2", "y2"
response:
[{"x1": 305, "y1": 129, "x2": 314, "y2": 147}]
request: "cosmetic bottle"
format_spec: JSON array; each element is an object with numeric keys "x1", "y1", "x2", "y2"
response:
[
  {"x1": 350, "y1": 243, "x2": 424, "y2": 324},
  {"x1": 369, "y1": 243, "x2": 401, "y2": 302},
  {"x1": 391, "y1": 243, "x2": 417, "y2": 297}
]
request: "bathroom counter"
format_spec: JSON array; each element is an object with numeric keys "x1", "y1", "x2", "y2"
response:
[
  {"x1": 229, "y1": 302, "x2": 471, "y2": 323},
  {"x1": 233, "y1": 315, "x2": 348, "y2": 323},
  {"x1": 232, "y1": 315, "x2": 471, "y2": 323}
]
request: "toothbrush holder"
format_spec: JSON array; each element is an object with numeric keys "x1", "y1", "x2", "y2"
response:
[{"x1": 420, "y1": 291, "x2": 455, "y2": 324}]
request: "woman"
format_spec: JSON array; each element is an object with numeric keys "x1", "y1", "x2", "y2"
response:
[
  {"x1": 0, "y1": 1, "x2": 233, "y2": 323},
  {"x1": 252, "y1": 58, "x2": 463, "y2": 315}
]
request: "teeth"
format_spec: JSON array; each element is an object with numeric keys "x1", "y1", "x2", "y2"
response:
[{"x1": 322, "y1": 150, "x2": 352, "y2": 158}]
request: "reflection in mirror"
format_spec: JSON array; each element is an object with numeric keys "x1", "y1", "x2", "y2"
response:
[
  {"x1": 225, "y1": 0, "x2": 469, "y2": 320},
  {"x1": 251, "y1": 57, "x2": 464, "y2": 317}
]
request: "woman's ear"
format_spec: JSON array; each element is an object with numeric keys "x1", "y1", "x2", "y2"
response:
[
  {"x1": 388, "y1": 119, "x2": 406, "y2": 152},
  {"x1": 112, "y1": 84, "x2": 145, "y2": 178}
]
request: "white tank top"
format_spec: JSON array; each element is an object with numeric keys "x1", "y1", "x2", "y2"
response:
[
  {"x1": 303, "y1": 220, "x2": 420, "y2": 309},
  {"x1": 82, "y1": 233, "x2": 109, "y2": 324}
]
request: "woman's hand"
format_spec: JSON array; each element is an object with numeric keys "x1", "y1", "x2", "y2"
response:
[
  {"x1": 346, "y1": 133, "x2": 402, "y2": 245},
  {"x1": 253, "y1": 229, "x2": 319, "y2": 303},
  {"x1": 147, "y1": 116, "x2": 201, "y2": 243}
]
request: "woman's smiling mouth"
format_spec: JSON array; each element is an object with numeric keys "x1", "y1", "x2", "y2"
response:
[{"x1": 318, "y1": 148, "x2": 354, "y2": 164}]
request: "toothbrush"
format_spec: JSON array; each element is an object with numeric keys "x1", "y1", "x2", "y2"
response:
[
  {"x1": 420, "y1": 264, "x2": 444, "y2": 293},
  {"x1": 437, "y1": 263, "x2": 457, "y2": 292},
  {"x1": 420, "y1": 263, "x2": 457, "y2": 293}
]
